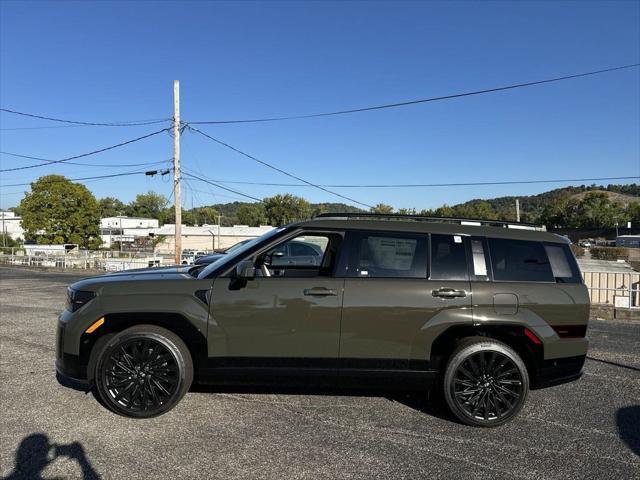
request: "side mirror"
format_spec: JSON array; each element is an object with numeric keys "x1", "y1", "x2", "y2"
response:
[{"x1": 235, "y1": 260, "x2": 255, "y2": 279}]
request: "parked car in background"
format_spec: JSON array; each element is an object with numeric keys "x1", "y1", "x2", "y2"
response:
[
  {"x1": 193, "y1": 239, "x2": 253, "y2": 265},
  {"x1": 56, "y1": 213, "x2": 589, "y2": 427},
  {"x1": 180, "y1": 250, "x2": 207, "y2": 265}
]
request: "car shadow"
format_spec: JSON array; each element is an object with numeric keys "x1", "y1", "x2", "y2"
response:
[
  {"x1": 587, "y1": 356, "x2": 640, "y2": 373},
  {"x1": 616, "y1": 405, "x2": 640, "y2": 457},
  {"x1": 1, "y1": 433, "x2": 101, "y2": 480},
  {"x1": 191, "y1": 384, "x2": 454, "y2": 422}
]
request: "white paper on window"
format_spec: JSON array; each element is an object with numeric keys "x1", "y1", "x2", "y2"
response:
[
  {"x1": 367, "y1": 237, "x2": 417, "y2": 270},
  {"x1": 471, "y1": 240, "x2": 487, "y2": 276}
]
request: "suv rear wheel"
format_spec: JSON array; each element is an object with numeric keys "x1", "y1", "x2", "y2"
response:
[
  {"x1": 93, "y1": 325, "x2": 193, "y2": 418},
  {"x1": 442, "y1": 337, "x2": 529, "y2": 427}
]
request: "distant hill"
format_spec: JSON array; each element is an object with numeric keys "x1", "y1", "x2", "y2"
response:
[
  {"x1": 449, "y1": 184, "x2": 639, "y2": 223},
  {"x1": 200, "y1": 183, "x2": 639, "y2": 226}
]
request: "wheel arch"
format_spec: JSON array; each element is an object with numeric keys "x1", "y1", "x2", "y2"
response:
[
  {"x1": 80, "y1": 312, "x2": 207, "y2": 382},
  {"x1": 430, "y1": 324, "x2": 543, "y2": 382}
]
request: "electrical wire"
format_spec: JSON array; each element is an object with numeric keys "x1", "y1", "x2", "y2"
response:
[
  {"x1": 0, "y1": 169, "x2": 169, "y2": 188},
  {"x1": 0, "y1": 151, "x2": 172, "y2": 168},
  {"x1": 0, "y1": 127, "x2": 171, "y2": 173},
  {"x1": 186, "y1": 64, "x2": 640, "y2": 124},
  {"x1": 185, "y1": 125, "x2": 374, "y2": 208},
  {"x1": 0, "y1": 107, "x2": 171, "y2": 127},
  {"x1": 182, "y1": 171, "x2": 263, "y2": 202},
  {"x1": 168, "y1": 174, "x2": 640, "y2": 188}
]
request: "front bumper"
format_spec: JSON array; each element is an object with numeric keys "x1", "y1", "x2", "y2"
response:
[
  {"x1": 56, "y1": 322, "x2": 89, "y2": 391},
  {"x1": 55, "y1": 359, "x2": 89, "y2": 391}
]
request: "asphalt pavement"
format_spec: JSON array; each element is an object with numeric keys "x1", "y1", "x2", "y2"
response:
[{"x1": 1, "y1": 266, "x2": 639, "y2": 479}]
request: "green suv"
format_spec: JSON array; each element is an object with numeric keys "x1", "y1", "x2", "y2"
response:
[{"x1": 56, "y1": 214, "x2": 589, "y2": 427}]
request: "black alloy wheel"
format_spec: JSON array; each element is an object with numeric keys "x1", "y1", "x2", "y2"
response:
[
  {"x1": 443, "y1": 338, "x2": 529, "y2": 427},
  {"x1": 94, "y1": 325, "x2": 193, "y2": 418},
  {"x1": 452, "y1": 350, "x2": 523, "y2": 422}
]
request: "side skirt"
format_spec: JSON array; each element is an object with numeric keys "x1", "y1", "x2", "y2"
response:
[{"x1": 196, "y1": 357, "x2": 438, "y2": 391}]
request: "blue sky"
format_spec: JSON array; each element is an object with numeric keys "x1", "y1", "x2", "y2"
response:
[{"x1": 1, "y1": 0, "x2": 639, "y2": 211}]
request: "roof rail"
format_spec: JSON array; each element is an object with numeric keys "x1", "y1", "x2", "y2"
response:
[{"x1": 313, "y1": 212, "x2": 546, "y2": 231}]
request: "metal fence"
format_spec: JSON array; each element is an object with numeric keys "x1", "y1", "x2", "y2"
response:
[
  {"x1": 582, "y1": 271, "x2": 640, "y2": 309},
  {"x1": 0, "y1": 248, "x2": 170, "y2": 272},
  {"x1": 1, "y1": 247, "x2": 638, "y2": 308}
]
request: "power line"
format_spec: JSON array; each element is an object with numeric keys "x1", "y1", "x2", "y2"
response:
[
  {"x1": 187, "y1": 63, "x2": 640, "y2": 124},
  {"x1": 181, "y1": 170, "x2": 263, "y2": 202},
  {"x1": 0, "y1": 127, "x2": 171, "y2": 173},
  {"x1": 0, "y1": 107, "x2": 171, "y2": 127},
  {"x1": 185, "y1": 125, "x2": 374, "y2": 209},
  {"x1": 171, "y1": 175, "x2": 640, "y2": 188},
  {"x1": 0, "y1": 169, "x2": 170, "y2": 188},
  {"x1": 0, "y1": 151, "x2": 172, "y2": 168}
]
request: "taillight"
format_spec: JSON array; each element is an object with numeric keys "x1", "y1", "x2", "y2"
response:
[
  {"x1": 523, "y1": 328, "x2": 541, "y2": 345},
  {"x1": 552, "y1": 325, "x2": 587, "y2": 338}
]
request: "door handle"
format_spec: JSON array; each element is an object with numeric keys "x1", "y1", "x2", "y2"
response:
[
  {"x1": 432, "y1": 288, "x2": 467, "y2": 298},
  {"x1": 304, "y1": 287, "x2": 338, "y2": 297}
]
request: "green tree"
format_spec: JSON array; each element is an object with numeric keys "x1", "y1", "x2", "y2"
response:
[
  {"x1": 236, "y1": 204, "x2": 266, "y2": 226},
  {"x1": 539, "y1": 194, "x2": 570, "y2": 227},
  {"x1": 569, "y1": 192, "x2": 622, "y2": 228},
  {"x1": 434, "y1": 204, "x2": 455, "y2": 217},
  {"x1": 98, "y1": 197, "x2": 126, "y2": 218},
  {"x1": 263, "y1": 194, "x2": 311, "y2": 226},
  {"x1": 397, "y1": 208, "x2": 417, "y2": 215},
  {"x1": 625, "y1": 201, "x2": 640, "y2": 225},
  {"x1": 19, "y1": 175, "x2": 101, "y2": 248},
  {"x1": 370, "y1": 203, "x2": 394, "y2": 214},
  {"x1": 192, "y1": 206, "x2": 219, "y2": 225},
  {"x1": 0, "y1": 233, "x2": 20, "y2": 248},
  {"x1": 127, "y1": 191, "x2": 168, "y2": 220}
]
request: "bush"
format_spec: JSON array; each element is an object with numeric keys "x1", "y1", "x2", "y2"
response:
[
  {"x1": 590, "y1": 247, "x2": 625, "y2": 261},
  {"x1": 569, "y1": 243, "x2": 585, "y2": 258}
]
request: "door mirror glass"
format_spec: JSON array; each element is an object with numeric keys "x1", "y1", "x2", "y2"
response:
[{"x1": 235, "y1": 259, "x2": 255, "y2": 279}]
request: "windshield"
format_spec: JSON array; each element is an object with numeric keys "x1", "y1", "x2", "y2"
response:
[
  {"x1": 197, "y1": 227, "x2": 283, "y2": 279},
  {"x1": 225, "y1": 239, "x2": 252, "y2": 254}
]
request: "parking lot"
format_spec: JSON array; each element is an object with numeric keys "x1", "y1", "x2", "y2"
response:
[{"x1": 0, "y1": 266, "x2": 638, "y2": 479}]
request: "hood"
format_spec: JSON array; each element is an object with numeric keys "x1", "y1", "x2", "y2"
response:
[{"x1": 70, "y1": 264, "x2": 196, "y2": 290}]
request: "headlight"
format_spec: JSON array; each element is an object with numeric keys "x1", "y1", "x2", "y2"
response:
[{"x1": 66, "y1": 288, "x2": 96, "y2": 312}]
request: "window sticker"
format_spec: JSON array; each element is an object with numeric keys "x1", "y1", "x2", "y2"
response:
[{"x1": 454, "y1": 235, "x2": 462, "y2": 244}]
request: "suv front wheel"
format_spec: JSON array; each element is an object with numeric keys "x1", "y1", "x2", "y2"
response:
[
  {"x1": 443, "y1": 337, "x2": 529, "y2": 427},
  {"x1": 93, "y1": 325, "x2": 193, "y2": 418}
]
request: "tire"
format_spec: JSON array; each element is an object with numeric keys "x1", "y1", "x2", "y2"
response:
[
  {"x1": 93, "y1": 325, "x2": 193, "y2": 418},
  {"x1": 442, "y1": 337, "x2": 529, "y2": 427}
]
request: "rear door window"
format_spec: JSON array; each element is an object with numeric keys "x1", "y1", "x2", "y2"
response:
[
  {"x1": 430, "y1": 234, "x2": 469, "y2": 281},
  {"x1": 346, "y1": 232, "x2": 427, "y2": 278},
  {"x1": 544, "y1": 244, "x2": 582, "y2": 283},
  {"x1": 488, "y1": 238, "x2": 554, "y2": 282}
]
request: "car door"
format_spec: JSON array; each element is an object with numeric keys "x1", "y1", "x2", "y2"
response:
[
  {"x1": 207, "y1": 230, "x2": 345, "y2": 379},
  {"x1": 340, "y1": 231, "x2": 472, "y2": 380}
]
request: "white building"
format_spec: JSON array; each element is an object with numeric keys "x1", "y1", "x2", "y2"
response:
[
  {"x1": 151, "y1": 224, "x2": 274, "y2": 254},
  {"x1": 0, "y1": 211, "x2": 25, "y2": 241},
  {"x1": 100, "y1": 216, "x2": 160, "y2": 248}
]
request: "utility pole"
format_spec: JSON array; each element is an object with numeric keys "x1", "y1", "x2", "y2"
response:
[
  {"x1": 173, "y1": 80, "x2": 182, "y2": 264},
  {"x1": 217, "y1": 214, "x2": 222, "y2": 251},
  {"x1": 515, "y1": 199, "x2": 520, "y2": 223}
]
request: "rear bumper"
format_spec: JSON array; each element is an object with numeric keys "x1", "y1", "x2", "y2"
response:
[{"x1": 533, "y1": 355, "x2": 586, "y2": 389}]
